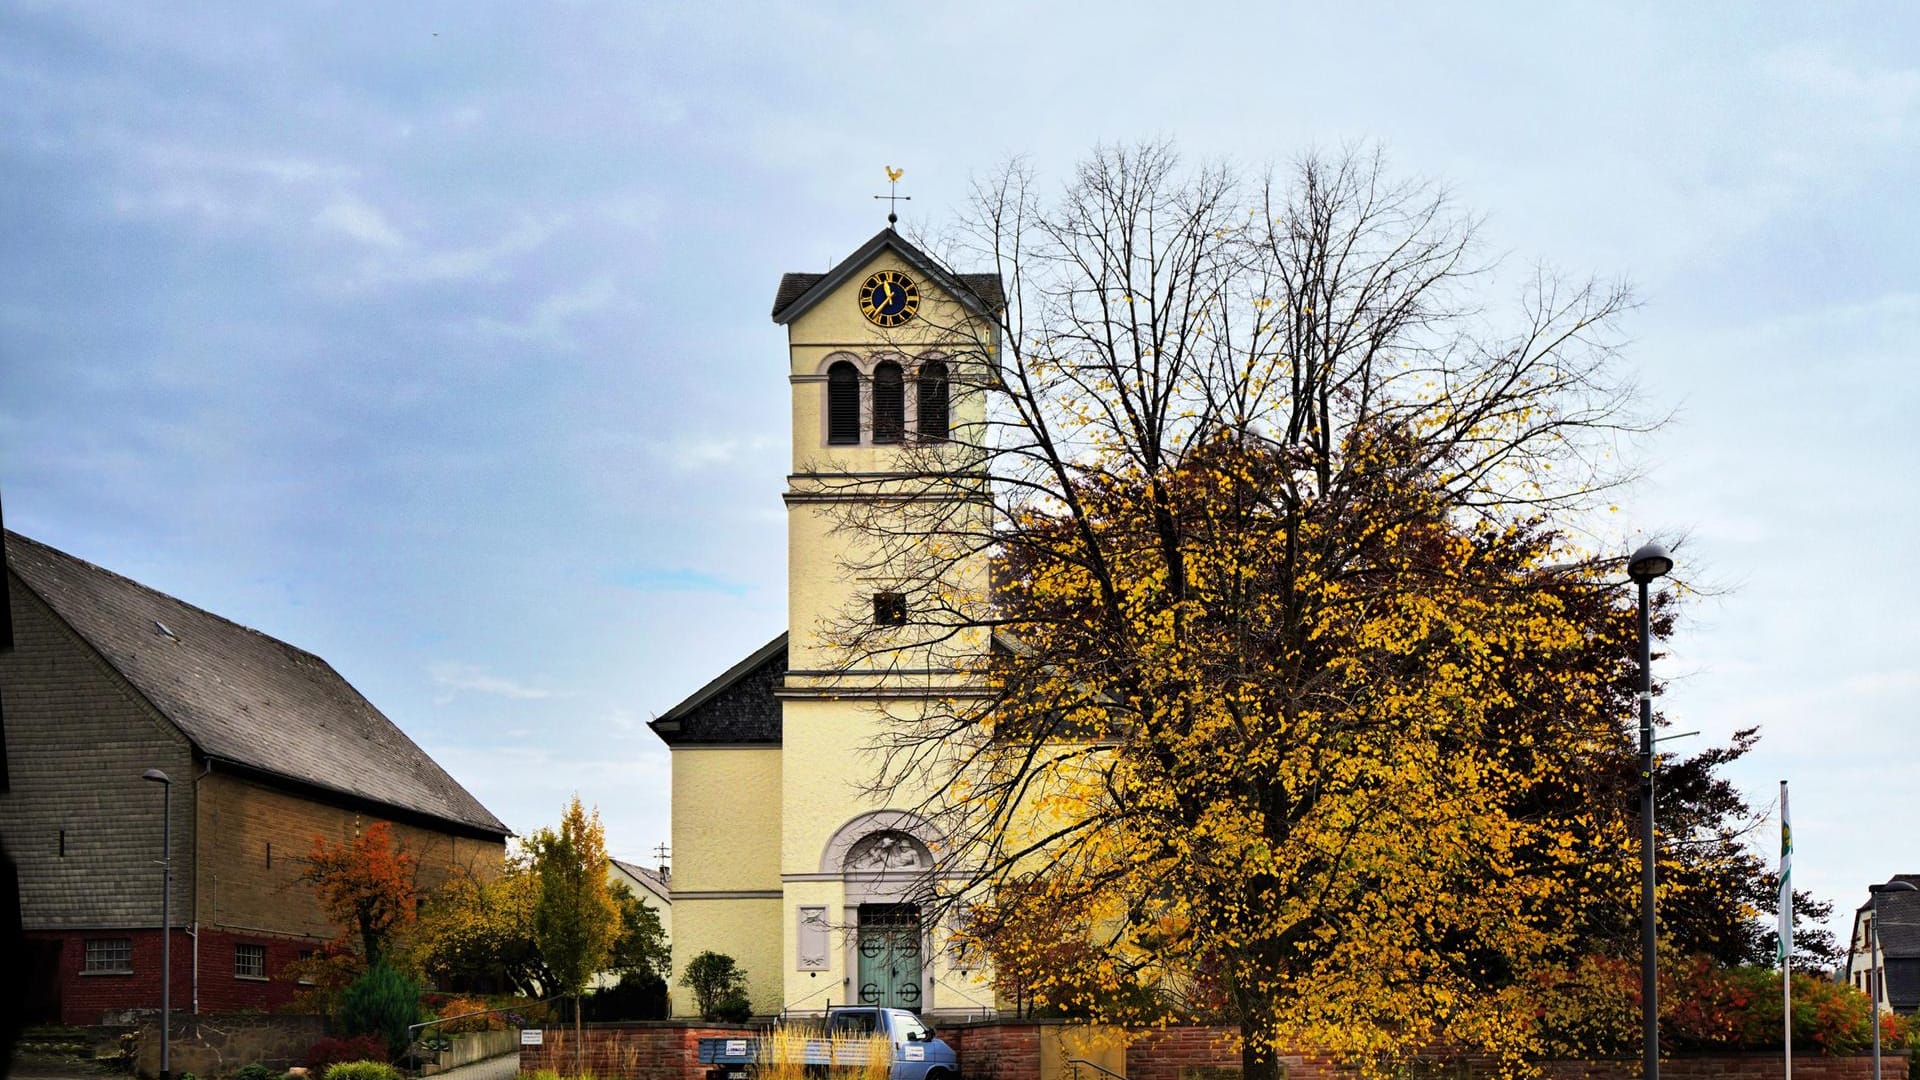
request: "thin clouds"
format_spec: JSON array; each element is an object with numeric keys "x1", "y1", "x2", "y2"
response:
[
  {"x1": 430, "y1": 662, "x2": 555, "y2": 703},
  {"x1": 4, "y1": 0, "x2": 1918, "y2": 951},
  {"x1": 649, "y1": 434, "x2": 780, "y2": 474},
  {"x1": 316, "y1": 194, "x2": 406, "y2": 249},
  {"x1": 611, "y1": 567, "x2": 753, "y2": 597}
]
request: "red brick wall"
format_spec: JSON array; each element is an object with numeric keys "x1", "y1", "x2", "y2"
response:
[
  {"x1": 510, "y1": 1020, "x2": 1911, "y2": 1080},
  {"x1": 943, "y1": 1021, "x2": 1043, "y2": 1080},
  {"x1": 1539, "y1": 1057, "x2": 1910, "y2": 1080},
  {"x1": 30, "y1": 925, "x2": 326, "y2": 1025},
  {"x1": 518, "y1": 1023, "x2": 760, "y2": 1080}
]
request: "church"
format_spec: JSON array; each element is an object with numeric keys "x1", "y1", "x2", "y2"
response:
[{"x1": 649, "y1": 225, "x2": 1004, "y2": 1020}]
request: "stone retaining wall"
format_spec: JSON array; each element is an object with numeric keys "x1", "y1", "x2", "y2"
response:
[
  {"x1": 133, "y1": 1013, "x2": 327, "y2": 1078},
  {"x1": 431, "y1": 1029, "x2": 525, "y2": 1071}
]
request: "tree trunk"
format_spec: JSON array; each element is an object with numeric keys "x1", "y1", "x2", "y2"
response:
[{"x1": 1240, "y1": 1030, "x2": 1284, "y2": 1080}]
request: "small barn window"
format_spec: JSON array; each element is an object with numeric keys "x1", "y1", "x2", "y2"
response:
[
  {"x1": 84, "y1": 938, "x2": 133, "y2": 974},
  {"x1": 235, "y1": 943, "x2": 267, "y2": 979},
  {"x1": 916, "y1": 361, "x2": 949, "y2": 441},
  {"x1": 873, "y1": 592, "x2": 908, "y2": 626},
  {"x1": 872, "y1": 361, "x2": 905, "y2": 443},
  {"x1": 828, "y1": 361, "x2": 861, "y2": 444}
]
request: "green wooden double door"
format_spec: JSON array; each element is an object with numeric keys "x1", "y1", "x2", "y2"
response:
[{"x1": 855, "y1": 904, "x2": 922, "y2": 1010}]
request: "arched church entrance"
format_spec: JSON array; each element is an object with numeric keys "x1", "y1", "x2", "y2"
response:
[{"x1": 822, "y1": 813, "x2": 940, "y2": 1011}]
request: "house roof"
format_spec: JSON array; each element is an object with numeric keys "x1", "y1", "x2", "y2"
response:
[
  {"x1": 610, "y1": 858, "x2": 671, "y2": 905},
  {"x1": 648, "y1": 631, "x2": 786, "y2": 746},
  {"x1": 1869, "y1": 878, "x2": 1920, "y2": 958},
  {"x1": 770, "y1": 229, "x2": 1005, "y2": 324},
  {"x1": 4, "y1": 530, "x2": 509, "y2": 838}
]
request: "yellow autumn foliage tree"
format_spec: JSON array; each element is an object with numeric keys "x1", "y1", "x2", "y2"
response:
[{"x1": 827, "y1": 144, "x2": 1658, "y2": 1079}]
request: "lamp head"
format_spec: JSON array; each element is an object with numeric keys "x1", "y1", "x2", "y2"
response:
[
  {"x1": 142, "y1": 768, "x2": 171, "y2": 785},
  {"x1": 1627, "y1": 542, "x2": 1674, "y2": 584}
]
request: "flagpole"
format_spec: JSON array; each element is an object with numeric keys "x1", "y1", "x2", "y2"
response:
[{"x1": 1780, "y1": 780, "x2": 1792, "y2": 1080}]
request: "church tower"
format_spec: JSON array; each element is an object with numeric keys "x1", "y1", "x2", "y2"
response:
[{"x1": 652, "y1": 227, "x2": 1002, "y2": 1019}]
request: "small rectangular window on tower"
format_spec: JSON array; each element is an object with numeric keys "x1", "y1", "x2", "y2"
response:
[{"x1": 873, "y1": 592, "x2": 908, "y2": 626}]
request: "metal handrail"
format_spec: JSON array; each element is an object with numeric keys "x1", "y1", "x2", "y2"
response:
[{"x1": 1067, "y1": 1057, "x2": 1128, "y2": 1080}]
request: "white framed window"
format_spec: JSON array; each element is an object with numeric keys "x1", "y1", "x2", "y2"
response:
[
  {"x1": 83, "y1": 938, "x2": 133, "y2": 974},
  {"x1": 235, "y1": 943, "x2": 267, "y2": 979}
]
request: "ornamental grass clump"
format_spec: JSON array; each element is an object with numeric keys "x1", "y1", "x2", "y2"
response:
[{"x1": 322, "y1": 1062, "x2": 403, "y2": 1080}]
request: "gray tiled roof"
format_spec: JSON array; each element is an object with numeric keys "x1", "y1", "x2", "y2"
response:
[
  {"x1": 1876, "y1": 885, "x2": 1920, "y2": 958},
  {"x1": 610, "y1": 858, "x2": 671, "y2": 905},
  {"x1": 5, "y1": 531, "x2": 509, "y2": 837}
]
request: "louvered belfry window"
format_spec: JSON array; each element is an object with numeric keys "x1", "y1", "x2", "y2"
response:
[
  {"x1": 917, "y1": 360, "x2": 950, "y2": 440},
  {"x1": 827, "y1": 361, "x2": 861, "y2": 444},
  {"x1": 872, "y1": 361, "x2": 905, "y2": 443}
]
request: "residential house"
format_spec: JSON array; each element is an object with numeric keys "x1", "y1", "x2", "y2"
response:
[
  {"x1": 1843, "y1": 874, "x2": 1920, "y2": 1015},
  {"x1": 0, "y1": 530, "x2": 511, "y2": 1024},
  {"x1": 590, "y1": 857, "x2": 671, "y2": 994}
]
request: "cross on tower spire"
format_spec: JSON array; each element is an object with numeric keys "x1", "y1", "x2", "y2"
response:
[{"x1": 873, "y1": 166, "x2": 910, "y2": 227}]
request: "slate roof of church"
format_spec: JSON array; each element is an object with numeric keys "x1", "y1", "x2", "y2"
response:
[
  {"x1": 649, "y1": 631, "x2": 786, "y2": 746},
  {"x1": 5, "y1": 530, "x2": 510, "y2": 838},
  {"x1": 649, "y1": 630, "x2": 1036, "y2": 749},
  {"x1": 770, "y1": 228, "x2": 1005, "y2": 323}
]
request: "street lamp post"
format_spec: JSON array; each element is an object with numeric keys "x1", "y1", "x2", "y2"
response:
[
  {"x1": 1868, "y1": 879, "x2": 1917, "y2": 1080},
  {"x1": 1628, "y1": 542, "x2": 1673, "y2": 1080},
  {"x1": 143, "y1": 769, "x2": 173, "y2": 1080}
]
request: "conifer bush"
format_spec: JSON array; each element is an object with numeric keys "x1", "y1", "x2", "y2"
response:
[{"x1": 336, "y1": 961, "x2": 422, "y2": 1059}]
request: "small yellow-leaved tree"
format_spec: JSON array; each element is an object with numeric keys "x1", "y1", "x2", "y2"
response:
[{"x1": 531, "y1": 796, "x2": 619, "y2": 1070}]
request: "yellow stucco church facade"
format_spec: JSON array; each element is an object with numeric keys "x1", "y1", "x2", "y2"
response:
[{"x1": 650, "y1": 229, "x2": 1002, "y2": 1020}]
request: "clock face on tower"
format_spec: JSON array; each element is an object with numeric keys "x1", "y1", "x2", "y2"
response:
[{"x1": 858, "y1": 270, "x2": 920, "y2": 327}]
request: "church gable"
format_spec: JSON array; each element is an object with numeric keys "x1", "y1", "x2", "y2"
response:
[
  {"x1": 649, "y1": 632, "x2": 787, "y2": 745},
  {"x1": 768, "y1": 228, "x2": 1005, "y2": 324}
]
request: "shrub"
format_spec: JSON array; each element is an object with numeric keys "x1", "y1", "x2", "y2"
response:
[
  {"x1": 581, "y1": 973, "x2": 669, "y2": 1022},
  {"x1": 337, "y1": 961, "x2": 422, "y2": 1059},
  {"x1": 322, "y1": 1063, "x2": 402, "y2": 1080},
  {"x1": 711, "y1": 992, "x2": 753, "y2": 1023},
  {"x1": 431, "y1": 994, "x2": 506, "y2": 1033},
  {"x1": 1529, "y1": 954, "x2": 1887, "y2": 1057},
  {"x1": 234, "y1": 1064, "x2": 277, "y2": 1080},
  {"x1": 680, "y1": 951, "x2": 750, "y2": 1021},
  {"x1": 303, "y1": 1036, "x2": 390, "y2": 1071}
]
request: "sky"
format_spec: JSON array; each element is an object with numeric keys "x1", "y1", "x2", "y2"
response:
[{"x1": 2, "y1": 1, "x2": 1915, "y2": 953}]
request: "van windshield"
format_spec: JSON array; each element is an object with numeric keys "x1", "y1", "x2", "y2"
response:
[{"x1": 892, "y1": 1014, "x2": 929, "y2": 1042}]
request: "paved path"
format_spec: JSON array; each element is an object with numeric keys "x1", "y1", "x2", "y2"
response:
[{"x1": 435, "y1": 1050, "x2": 522, "y2": 1080}]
